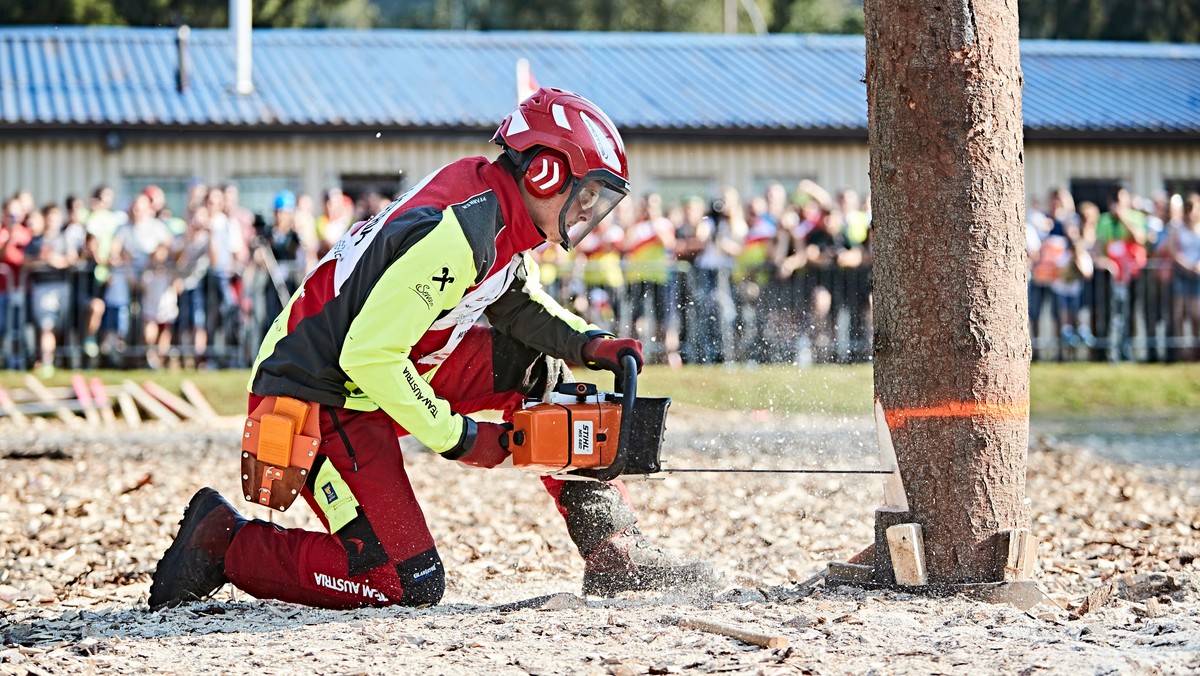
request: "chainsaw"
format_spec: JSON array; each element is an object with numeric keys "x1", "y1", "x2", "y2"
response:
[{"x1": 508, "y1": 354, "x2": 892, "y2": 481}]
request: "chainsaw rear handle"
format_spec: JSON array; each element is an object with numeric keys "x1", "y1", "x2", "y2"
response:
[{"x1": 568, "y1": 353, "x2": 638, "y2": 482}]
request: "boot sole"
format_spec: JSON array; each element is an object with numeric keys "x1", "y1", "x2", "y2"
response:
[{"x1": 148, "y1": 487, "x2": 228, "y2": 610}]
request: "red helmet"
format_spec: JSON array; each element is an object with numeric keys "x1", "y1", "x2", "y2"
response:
[{"x1": 494, "y1": 87, "x2": 631, "y2": 249}]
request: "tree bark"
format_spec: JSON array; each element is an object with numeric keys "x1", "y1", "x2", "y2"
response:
[{"x1": 865, "y1": 0, "x2": 1031, "y2": 583}]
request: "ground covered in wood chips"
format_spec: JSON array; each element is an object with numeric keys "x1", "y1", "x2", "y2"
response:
[{"x1": 1, "y1": 406, "x2": 1197, "y2": 675}]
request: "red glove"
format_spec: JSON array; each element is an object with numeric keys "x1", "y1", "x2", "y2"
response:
[
  {"x1": 581, "y1": 336, "x2": 643, "y2": 373},
  {"x1": 457, "y1": 421, "x2": 512, "y2": 468}
]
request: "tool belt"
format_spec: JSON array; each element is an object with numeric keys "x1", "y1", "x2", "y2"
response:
[{"x1": 240, "y1": 396, "x2": 321, "y2": 512}]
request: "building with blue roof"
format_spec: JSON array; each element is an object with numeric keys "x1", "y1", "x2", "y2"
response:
[{"x1": 1, "y1": 26, "x2": 1198, "y2": 215}]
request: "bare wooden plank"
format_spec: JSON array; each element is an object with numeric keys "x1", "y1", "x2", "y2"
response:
[
  {"x1": 142, "y1": 381, "x2": 202, "y2": 420},
  {"x1": 116, "y1": 390, "x2": 142, "y2": 428},
  {"x1": 90, "y1": 377, "x2": 117, "y2": 427},
  {"x1": 24, "y1": 374, "x2": 82, "y2": 427},
  {"x1": 179, "y1": 379, "x2": 219, "y2": 420},
  {"x1": 0, "y1": 383, "x2": 29, "y2": 427},
  {"x1": 121, "y1": 380, "x2": 180, "y2": 423},
  {"x1": 71, "y1": 373, "x2": 102, "y2": 426}
]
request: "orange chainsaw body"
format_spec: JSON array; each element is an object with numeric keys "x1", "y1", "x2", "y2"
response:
[{"x1": 510, "y1": 398, "x2": 622, "y2": 472}]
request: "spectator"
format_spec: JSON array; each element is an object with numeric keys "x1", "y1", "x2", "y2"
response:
[
  {"x1": 672, "y1": 196, "x2": 707, "y2": 364},
  {"x1": 797, "y1": 194, "x2": 839, "y2": 364},
  {"x1": 733, "y1": 193, "x2": 777, "y2": 362},
  {"x1": 223, "y1": 183, "x2": 257, "y2": 252},
  {"x1": 571, "y1": 207, "x2": 625, "y2": 331},
  {"x1": 204, "y1": 186, "x2": 248, "y2": 366},
  {"x1": 1166, "y1": 192, "x2": 1200, "y2": 361},
  {"x1": 1141, "y1": 192, "x2": 1172, "y2": 362},
  {"x1": 26, "y1": 204, "x2": 83, "y2": 376},
  {"x1": 293, "y1": 193, "x2": 320, "y2": 274},
  {"x1": 126, "y1": 192, "x2": 176, "y2": 368},
  {"x1": 834, "y1": 188, "x2": 872, "y2": 362},
  {"x1": 1095, "y1": 185, "x2": 1148, "y2": 362},
  {"x1": 175, "y1": 207, "x2": 212, "y2": 368},
  {"x1": 622, "y1": 193, "x2": 677, "y2": 364},
  {"x1": 1, "y1": 197, "x2": 33, "y2": 368},
  {"x1": 80, "y1": 186, "x2": 125, "y2": 359},
  {"x1": 692, "y1": 187, "x2": 746, "y2": 364},
  {"x1": 257, "y1": 190, "x2": 307, "y2": 330},
  {"x1": 141, "y1": 243, "x2": 179, "y2": 370},
  {"x1": 1048, "y1": 220, "x2": 1095, "y2": 360},
  {"x1": 316, "y1": 188, "x2": 351, "y2": 255},
  {"x1": 1026, "y1": 196, "x2": 1054, "y2": 360}
]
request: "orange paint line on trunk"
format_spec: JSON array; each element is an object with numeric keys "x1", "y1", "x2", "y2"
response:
[{"x1": 885, "y1": 400, "x2": 1029, "y2": 429}]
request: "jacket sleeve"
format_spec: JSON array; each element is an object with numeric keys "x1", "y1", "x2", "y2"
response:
[
  {"x1": 340, "y1": 221, "x2": 476, "y2": 455},
  {"x1": 484, "y1": 253, "x2": 598, "y2": 363}
]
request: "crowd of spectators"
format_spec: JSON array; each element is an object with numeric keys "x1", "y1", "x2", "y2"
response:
[
  {"x1": 1, "y1": 178, "x2": 1198, "y2": 375},
  {"x1": 1026, "y1": 185, "x2": 1200, "y2": 363}
]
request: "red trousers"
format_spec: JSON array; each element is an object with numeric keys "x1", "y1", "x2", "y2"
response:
[{"x1": 224, "y1": 326, "x2": 635, "y2": 608}]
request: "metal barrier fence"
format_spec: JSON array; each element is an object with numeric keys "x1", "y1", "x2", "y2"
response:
[{"x1": 1, "y1": 257, "x2": 1198, "y2": 370}]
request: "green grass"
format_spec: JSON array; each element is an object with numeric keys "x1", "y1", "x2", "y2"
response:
[{"x1": 2, "y1": 363, "x2": 1197, "y2": 419}]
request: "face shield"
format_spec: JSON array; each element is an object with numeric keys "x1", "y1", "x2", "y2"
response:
[{"x1": 559, "y1": 169, "x2": 629, "y2": 250}]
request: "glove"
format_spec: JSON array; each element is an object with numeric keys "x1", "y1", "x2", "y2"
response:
[
  {"x1": 456, "y1": 421, "x2": 512, "y2": 469},
  {"x1": 581, "y1": 335, "x2": 643, "y2": 374}
]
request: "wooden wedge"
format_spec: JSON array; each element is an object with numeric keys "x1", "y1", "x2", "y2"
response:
[
  {"x1": 24, "y1": 374, "x2": 82, "y2": 426},
  {"x1": 121, "y1": 380, "x2": 180, "y2": 422}
]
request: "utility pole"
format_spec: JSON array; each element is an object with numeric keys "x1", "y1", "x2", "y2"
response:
[{"x1": 864, "y1": 0, "x2": 1032, "y2": 583}]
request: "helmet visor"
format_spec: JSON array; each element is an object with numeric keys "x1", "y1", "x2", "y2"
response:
[{"x1": 560, "y1": 171, "x2": 629, "y2": 250}]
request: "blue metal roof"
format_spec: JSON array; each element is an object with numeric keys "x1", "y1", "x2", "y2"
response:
[{"x1": 1, "y1": 27, "x2": 1198, "y2": 137}]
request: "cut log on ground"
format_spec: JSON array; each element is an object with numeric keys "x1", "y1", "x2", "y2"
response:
[{"x1": 665, "y1": 614, "x2": 790, "y2": 649}]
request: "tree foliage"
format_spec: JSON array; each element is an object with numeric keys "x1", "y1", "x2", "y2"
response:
[
  {"x1": 1018, "y1": 0, "x2": 1200, "y2": 42},
  {"x1": 0, "y1": 0, "x2": 370, "y2": 28},
  {"x1": 2, "y1": 0, "x2": 1197, "y2": 41}
]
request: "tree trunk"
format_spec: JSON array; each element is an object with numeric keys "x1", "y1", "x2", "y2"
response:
[{"x1": 864, "y1": 0, "x2": 1031, "y2": 583}]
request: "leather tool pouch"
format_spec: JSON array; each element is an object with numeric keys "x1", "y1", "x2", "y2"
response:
[{"x1": 240, "y1": 396, "x2": 321, "y2": 512}]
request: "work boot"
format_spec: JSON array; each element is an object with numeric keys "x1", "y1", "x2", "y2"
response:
[
  {"x1": 149, "y1": 488, "x2": 247, "y2": 610},
  {"x1": 582, "y1": 526, "x2": 721, "y2": 597}
]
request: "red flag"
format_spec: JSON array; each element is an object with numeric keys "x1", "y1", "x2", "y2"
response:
[{"x1": 516, "y1": 58, "x2": 539, "y2": 104}]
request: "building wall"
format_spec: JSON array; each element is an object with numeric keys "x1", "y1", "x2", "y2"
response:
[{"x1": 2, "y1": 135, "x2": 1199, "y2": 215}]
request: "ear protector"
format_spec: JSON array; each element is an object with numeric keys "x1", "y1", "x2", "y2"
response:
[{"x1": 523, "y1": 150, "x2": 569, "y2": 198}]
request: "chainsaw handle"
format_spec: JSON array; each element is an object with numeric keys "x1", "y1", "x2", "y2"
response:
[{"x1": 569, "y1": 353, "x2": 638, "y2": 482}]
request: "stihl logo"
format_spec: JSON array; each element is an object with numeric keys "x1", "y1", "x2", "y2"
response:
[{"x1": 574, "y1": 420, "x2": 594, "y2": 455}]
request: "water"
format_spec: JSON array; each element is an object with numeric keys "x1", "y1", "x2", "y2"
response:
[
  {"x1": 664, "y1": 414, "x2": 1200, "y2": 470},
  {"x1": 1031, "y1": 415, "x2": 1200, "y2": 469}
]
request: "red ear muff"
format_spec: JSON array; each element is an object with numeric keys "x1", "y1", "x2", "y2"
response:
[{"x1": 523, "y1": 151, "x2": 568, "y2": 198}]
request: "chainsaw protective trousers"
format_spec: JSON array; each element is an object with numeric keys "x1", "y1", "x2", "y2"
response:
[{"x1": 224, "y1": 326, "x2": 636, "y2": 608}]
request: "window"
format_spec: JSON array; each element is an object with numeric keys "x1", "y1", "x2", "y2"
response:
[
  {"x1": 340, "y1": 173, "x2": 405, "y2": 206},
  {"x1": 647, "y1": 177, "x2": 717, "y2": 215},
  {"x1": 230, "y1": 175, "x2": 303, "y2": 222},
  {"x1": 121, "y1": 174, "x2": 190, "y2": 216},
  {"x1": 1166, "y1": 178, "x2": 1200, "y2": 198},
  {"x1": 1069, "y1": 178, "x2": 1124, "y2": 211},
  {"x1": 750, "y1": 175, "x2": 815, "y2": 203}
]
